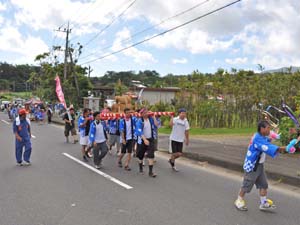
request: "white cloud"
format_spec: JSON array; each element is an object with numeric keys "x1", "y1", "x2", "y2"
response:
[
  {"x1": 135, "y1": 0, "x2": 300, "y2": 68},
  {"x1": 123, "y1": 48, "x2": 157, "y2": 65},
  {"x1": 172, "y1": 58, "x2": 188, "y2": 64},
  {"x1": 0, "y1": 2, "x2": 6, "y2": 25},
  {"x1": 231, "y1": 0, "x2": 300, "y2": 69},
  {"x1": 0, "y1": 0, "x2": 299, "y2": 73},
  {"x1": 0, "y1": 2, "x2": 6, "y2": 11},
  {"x1": 10, "y1": 0, "x2": 134, "y2": 32},
  {"x1": 225, "y1": 57, "x2": 248, "y2": 65},
  {"x1": 0, "y1": 25, "x2": 49, "y2": 63},
  {"x1": 111, "y1": 27, "x2": 157, "y2": 65},
  {"x1": 0, "y1": 15, "x2": 4, "y2": 25}
]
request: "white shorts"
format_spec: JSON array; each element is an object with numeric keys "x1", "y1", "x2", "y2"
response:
[{"x1": 80, "y1": 136, "x2": 89, "y2": 146}]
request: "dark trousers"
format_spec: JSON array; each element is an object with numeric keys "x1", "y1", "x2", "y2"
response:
[{"x1": 93, "y1": 141, "x2": 108, "y2": 166}]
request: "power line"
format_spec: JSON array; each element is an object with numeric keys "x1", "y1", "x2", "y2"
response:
[
  {"x1": 79, "y1": 0, "x2": 210, "y2": 60},
  {"x1": 69, "y1": 1, "x2": 102, "y2": 29},
  {"x1": 56, "y1": 0, "x2": 101, "y2": 33},
  {"x1": 82, "y1": 0, "x2": 138, "y2": 48},
  {"x1": 80, "y1": 0, "x2": 242, "y2": 65},
  {"x1": 69, "y1": 0, "x2": 133, "y2": 44}
]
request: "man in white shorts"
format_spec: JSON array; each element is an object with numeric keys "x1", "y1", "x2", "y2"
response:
[{"x1": 78, "y1": 108, "x2": 92, "y2": 162}]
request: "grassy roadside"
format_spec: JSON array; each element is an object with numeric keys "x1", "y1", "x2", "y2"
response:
[
  {"x1": 159, "y1": 127, "x2": 256, "y2": 136},
  {"x1": 0, "y1": 92, "x2": 32, "y2": 100}
]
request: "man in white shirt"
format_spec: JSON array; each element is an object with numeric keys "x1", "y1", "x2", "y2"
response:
[
  {"x1": 135, "y1": 108, "x2": 159, "y2": 177},
  {"x1": 168, "y1": 108, "x2": 190, "y2": 171},
  {"x1": 118, "y1": 108, "x2": 136, "y2": 171},
  {"x1": 89, "y1": 111, "x2": 108, "y2": 169}
]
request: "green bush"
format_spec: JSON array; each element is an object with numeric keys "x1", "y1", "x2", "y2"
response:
[{"x1": 279, "y1": 116, "x2": 298, "y2": 145}]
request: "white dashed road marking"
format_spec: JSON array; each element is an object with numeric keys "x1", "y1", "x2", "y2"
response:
[
  {"x1": 62, "y1": 152, "x2": 133, "y2": 190},
  {"x1": 1, "y1": 120, "x2": 10, "y2": 125}
]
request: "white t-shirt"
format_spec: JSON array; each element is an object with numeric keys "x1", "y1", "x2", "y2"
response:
[
  {"x1": 259, "y1": 152, "x2": 266, "y2": 164},
  {"x1": 95, "y1": 123, "x2": 106, "y2": 143},
  {"x1": 170, "y1": 116, "x2": 190, "y2": 142},
  {"x1": 125, "y1": 119, "x2": 132, "y2": 140},
  {"x1": 143, "y1": 119, "x2": 152, "y2": 139}
]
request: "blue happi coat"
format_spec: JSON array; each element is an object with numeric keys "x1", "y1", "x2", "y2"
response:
[
  {"x1": 243, "y1": 132, "x2": 278, "y2": 172},
  {"x1": 78, "y1": 115, "x2": 86, "y2": 137},
  {"x1": 88, "y1": 120, "x2": 108, "y2": 143},
  {"x1": 108, "y1": 119, "x2": 120, "y2": 135},
  {"x1": 119, "y1": 116, "x2": 137, "y2": 142},
  {"x1": 135, "y1": 117, "x2": 157, "y2": 144}
]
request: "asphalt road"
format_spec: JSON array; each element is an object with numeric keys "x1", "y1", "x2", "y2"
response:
[{"x1": 1, "y1": 112, "x2": 300, "y2": 225}]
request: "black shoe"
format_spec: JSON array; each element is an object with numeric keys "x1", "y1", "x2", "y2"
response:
[
  {"x1": 168, "y1": 159, "x2": 175, "y2": 168},
  {"x1": 124, "y1": 166, "x2": 131, "y2": 171},
  {"x1": 85, "y1": 151, "x2": 91, "y2": 158},
  {"x1": 83, "y1": 156, "x2": 88, "y2": 162},
  {"x1": 149, "y1": 172, "x2": 157, "y2": 178},
  {"x1": 118, "y1": 161, "x2": 122, "y2": 168}
]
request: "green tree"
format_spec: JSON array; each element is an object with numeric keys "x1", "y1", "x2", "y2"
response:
[{"x1": 114, "y1": 79, "x2": 128, "y2": 96}]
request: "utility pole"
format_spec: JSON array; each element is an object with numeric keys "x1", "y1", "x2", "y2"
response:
[
  {"x1": 64, "y1": 22, "x2": 70, "y2": 80},
  {"x1": 55, "y1": 22, "x2": 71, "y2": 80},
  {"x1": 88, "y1": 65, "x2": 93, "y2": 78}
]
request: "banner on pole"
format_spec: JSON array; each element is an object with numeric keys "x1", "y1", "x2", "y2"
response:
[{"x1": 55, "y1": 75, "x2": 67, "y2": 109}]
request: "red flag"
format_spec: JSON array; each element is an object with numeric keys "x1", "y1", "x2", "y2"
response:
[{"x1": 54, "y1": 75, "x2": 66, "y2": 108}]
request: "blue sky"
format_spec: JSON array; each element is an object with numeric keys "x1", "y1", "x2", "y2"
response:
[{"x1": 0, "y1": 0, "x2": 299, "y2": 77}]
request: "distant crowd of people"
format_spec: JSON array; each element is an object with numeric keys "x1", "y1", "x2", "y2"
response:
[{"x1": 3, "y1": 102, "x2": 54, "y2": 124}]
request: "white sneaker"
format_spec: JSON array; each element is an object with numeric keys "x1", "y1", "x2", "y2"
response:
[
  {"x1": 234, "y1": 198, "x2": 248, "y2": 211},
  {"x1": 172, "y1": 166, "x2": 179, "y2": 172},
  {"x1": 259, "y1": 199, "x2": 276, "y2": 211},
  {"x1": 23, "y1": 161, "x2": 31, "y2": 166},
  {"x1": 95, "y1": 165, "x2": 101, "y2": 169}
]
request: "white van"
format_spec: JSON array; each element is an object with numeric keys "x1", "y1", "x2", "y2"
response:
[{"x1": 105, "y1": 99, "x2": 116, "y2": 108}]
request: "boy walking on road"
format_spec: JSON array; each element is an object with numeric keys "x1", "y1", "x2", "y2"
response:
[
  {"x1": 63, "y1": 107, "x2": 77, "y2": 143},
  {"x1": 89, "y1": 111, "x2": 108, "y2": 169},
  {"x1": 234, "y1": 120, "x2": 299, "y2": 211},
  {"x1": 78, "y1": 108, "x2": 92, "y2": 162},
  {"x1": 118, "y1": 108, "x2": 136, "y2": 171},
  {"x1": 108, "y1": 117, "x2": 121, "y2": 155},
  {"x1": 168, "y1": 108, "x2": 190, "y2": 171},
  {"x1": 135, "y1": 108, "x2": 159, "y2": 177}
]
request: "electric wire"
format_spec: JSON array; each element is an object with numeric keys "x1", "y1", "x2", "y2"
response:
[
  {"x1": 80, "y1": 0, "x2": 241, "y2": 65},
  {"x1": 79, "y1": 0, "x2": 210, "y2": 60},
  {"x1": 57, "y1": 0, "x2": 101, "y2": 33},
  {"x1": 82, "y1": 0, "x2": 138, "y2": 48}
]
